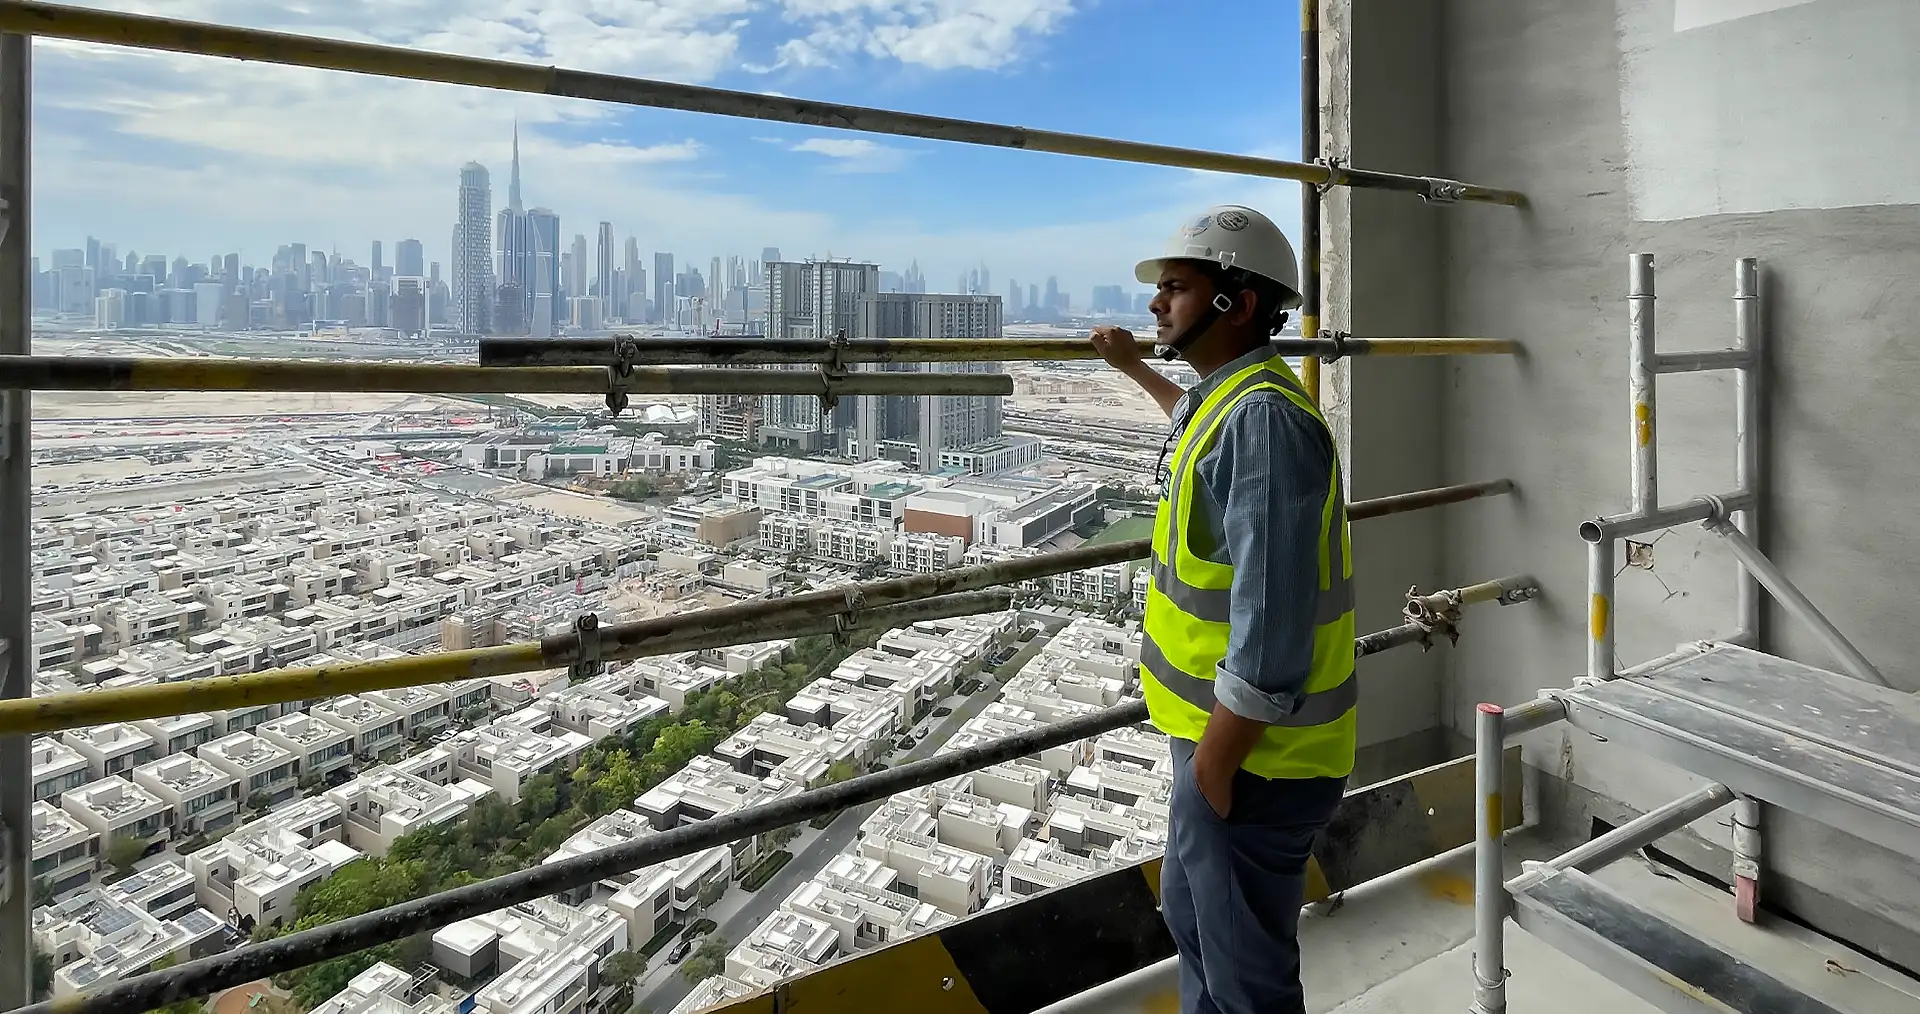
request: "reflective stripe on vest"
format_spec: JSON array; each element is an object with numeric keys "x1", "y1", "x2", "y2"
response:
[{"x1": 1139, "y1": 632, "x2": 1359, "y2": 723}]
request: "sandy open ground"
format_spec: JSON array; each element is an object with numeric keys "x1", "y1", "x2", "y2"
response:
[
  {"x1": 31, "y1": 390, "x2": 472, "y2": 420},
  {"x1": 493, "y1": 484, "x2": 655, "y2": 525}
]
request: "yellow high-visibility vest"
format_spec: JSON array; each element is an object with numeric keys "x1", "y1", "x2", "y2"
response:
[{"x1": 1139, "y1": 348, "x2": 1357, "y2": 780}]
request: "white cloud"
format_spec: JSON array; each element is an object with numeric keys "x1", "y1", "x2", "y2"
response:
[
  {"x1": 27, "y1": 0, "x2": 1304, "y2": 302},
  {"x1": 766, "y1": 0, "x2": 1078, "y2": 71},
  {"x1": 789, "y1": 137, "x2": 912, "y2": 173}
]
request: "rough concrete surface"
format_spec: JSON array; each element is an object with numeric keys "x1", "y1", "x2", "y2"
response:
[{"x1": 1407, "y1": 0, "x2": 1920, "y2": 972}]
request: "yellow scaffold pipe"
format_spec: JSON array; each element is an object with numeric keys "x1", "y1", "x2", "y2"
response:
[
  {"x1": 0, "y1": 0, "x2": 1525, "y2": 206},
  {"x1": 0, "y1": 479, "x2": 1517, "y2": 737},
  {"x1": 478, "y1": 335, "x2": 1523, "y2": 368},
  {"x1": 0, "y1": 356, "x2": 1015, "y2": 397}
]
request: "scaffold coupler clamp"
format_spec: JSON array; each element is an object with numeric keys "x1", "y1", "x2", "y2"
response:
[
  {"x1": 1420, "y1": 176, "x2": 1469, "y2": 205},
  {"x1": 1403, "y1": 584, "x2": 1463, "y2": 650},
  {"x1": 604, "y1": 338, "x2": 640, "y2": 417},
  {"x1": 818, "y1": 329, "x2": 852, "y2": 416},
  {"x1": 834, "y1": 586, "x2": 866, "y2": 647},
  {"x1": 1314, "y1": 157, "x2": 1343, "y2": 197},
  {"x1": 1317, "y1": 329, "x2": 1354, "y2": 364},
  {"x1": 570, "y1": 612, "x2": 604, "y2": 682}
]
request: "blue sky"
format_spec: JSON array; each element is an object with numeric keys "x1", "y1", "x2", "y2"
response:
[{"x1": 32, "y1": 0, "x2": 1304, "y2": 304}]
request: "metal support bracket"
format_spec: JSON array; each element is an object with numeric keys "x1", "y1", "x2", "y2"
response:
[
  {"x1": 1421, "y1": 177, "x2": 1469, "y2": 204},
  {"x1": 1403, "y1": 584, "x2": 1463, "y2": 650},
  {"x1": 1313, "y1": 156, "x2": 1344, "y2": 196},
  {"x1": 1316, "y1": 329, "x2": 1353, "y2": 363},
  {"x1": 833, "y1": 586, "x2": 866, "y2": 647},
  {"x1": 603, "y1": 339, "x2": 639, "y2": 417},
  {"x1": 818, "y1": 328, "x2": 851, "y2": 417},
  {"x1": 568, "y1": 613, "x2": 604, "y2": 682}
]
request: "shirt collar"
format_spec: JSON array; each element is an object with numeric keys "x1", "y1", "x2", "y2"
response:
[{"x1": 1173, "y1": 344, "x2": 1277, "y2": 428}]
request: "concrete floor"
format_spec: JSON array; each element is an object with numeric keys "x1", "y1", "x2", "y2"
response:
[{"x1": 1034, "y1": 830, "x2": 1920, "y2": 1014}]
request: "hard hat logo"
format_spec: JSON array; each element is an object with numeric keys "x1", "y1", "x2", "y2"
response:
[{"x1": 1135, "y1": 204, "x2": 1304, "y2": 312}]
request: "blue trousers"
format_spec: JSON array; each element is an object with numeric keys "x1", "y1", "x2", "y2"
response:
[{"x1": 1162, "y1": 737, "x2": 1347, "y2": 1014}]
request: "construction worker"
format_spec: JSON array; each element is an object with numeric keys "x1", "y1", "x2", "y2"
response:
[{"x1": 1089, "y1": 205, "x2": 1355, "y2": 1014}]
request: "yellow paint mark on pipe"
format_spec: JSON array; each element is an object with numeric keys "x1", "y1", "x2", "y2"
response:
[
  {"x1": 1301, "y1": 355, "x2": 1321, "y2": 404},
  {"x1": 1635, "y1": 401, "x2": 1652, "y2": 447},
  {"x1": 1142, "y1": 988, "x2": 1185, "y2": 1014},
  {"x1": 1485, "y1": 792, "x2": 1505, "y2": 840},
  {"x1": 1591, "y1": 593, "x2": 1611, "y2": 639}
]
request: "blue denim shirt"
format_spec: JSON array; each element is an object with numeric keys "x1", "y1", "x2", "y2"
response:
[{"x1": 1168, "y1": 347, "x2": 1335, "y2": 724}]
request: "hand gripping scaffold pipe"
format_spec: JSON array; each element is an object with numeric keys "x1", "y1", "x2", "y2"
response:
[
  {"x1": 0, "y1": 0, "x2": 1525, "y2": 207},
  {"x1": 15, "y1": 575, "x2": 1539, "y2": 1014},
  {"x1": 0, "y1": 479, "x2": 1517, "y2": 737}
]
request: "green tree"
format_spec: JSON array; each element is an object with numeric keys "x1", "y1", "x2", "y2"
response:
[
  {"x1": 649, "y1": 720, "x2": 719, "y2": 774},
  {"x1": 601, "y1": 950, "x2": 649, "y2": 1001},
  {"x1": 767, "y1": 824, "x2": 800, "y2": 849},
  {"x1": 32, "y1": 950, "x2": 52, "y2": 1002},
  {"x1": 680, "y1": 935, "x2": 731, "y2": 984},
  {"x1": 465, "y1": 797, "x2": 518, "y2": 845},
  {"x1": 823, "y1": 761, "x2": 857, "y2": 785},
  {"x1": 595, "y1": 751, "x2": 644, "y2": 813},
  {"x1": 696, "y1": 878, "x2": 727, "y2": 912},
  {"x1": 518, "y1": 775, "x2": 560, "y2": 825},
  {"x1": 246, "y1": 792, "x2": 273, "y2": 814},
  {"x1": 292, "y1": 946, "x2": 397, "y2": 1009},
  {"x1": 292, "y1": 858, "x2": 423, "y2": 928},
  {"x1": 527, "y1": 815, "x2": 573, "y2": 857},
  {"x1": 106, "y1": 834, "x2": 147, "y2": 879}
]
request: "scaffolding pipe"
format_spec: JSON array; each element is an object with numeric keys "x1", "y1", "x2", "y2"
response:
[
  {"x1": 1357, "y1": 574, "x2": 1537, "y2": 656},
  {"x1": 0, "y1": 478, "x2": 1519, "y2": 736},
  {"x1": 1577, "y1": 492, "x2": 1753, "y2": 543},
  {"x1": 1470, "y1": 702, "x2": 1509, "y2": 1014},
  {"x1": 475, "y1": 335, "x2": 1523, "y2": 368},
  {"x1": 1299, "y1": 0, "x2": 1323, "y2": 404},
  {"x1": 1629, "y1": 253, "x2": 1657, "y2": 516},
  {"x1": 1505, "y1": 783, "x2": 1735, "y2": 896},
  {"x1": 1703, "y1": 517, "x2": 1888, "y2": 687},
  {"x1": 1733, "y1": 256, "x2": 1765, "y2": 650},
  {"x1": 0, "y1": 590, "x2": 1012, "y2": 736},
  {"x1": 10, "y1": 585, "x2": 1540, "y2": 1014},
  {"x1": 0, "y1": 30, "x2": 30, "y2": 1010},
  {"x1": 0, "y1": 2, "x2": 1525, "y2": 204},
  {"x1": 1656, "y1": 349, "x2": 1750, "y2": 374},
  {"x1": 1498, "y1": 695, "x2": 1567, "y2": 739},
  {"x1": 0, "y1": 356, "x2": 1014, "y2": 397},
  {"x1": 1588, "y1": 535, "x2": 1614, "y2": 682}
]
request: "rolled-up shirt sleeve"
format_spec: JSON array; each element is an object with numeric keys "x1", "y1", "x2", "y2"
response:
[{"x1": 1196, "y1": 392, "x2": 1334, "y2": 724}]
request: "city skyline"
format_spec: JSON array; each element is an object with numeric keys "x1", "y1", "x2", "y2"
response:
[{"x1": 27, "y1": 0, "x2": 1302, "y2": 304}]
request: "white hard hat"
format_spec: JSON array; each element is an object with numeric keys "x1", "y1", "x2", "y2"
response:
[{"x1": 1134, "y1": 205, "x2": 1303, "y2": 311}]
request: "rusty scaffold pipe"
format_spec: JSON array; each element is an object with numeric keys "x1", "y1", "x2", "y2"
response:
[{"x1": 477, "y1": 335, "x2": 1522, "y2": 368}]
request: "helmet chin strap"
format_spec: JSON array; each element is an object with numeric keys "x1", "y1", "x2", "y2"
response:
[{"x1": 1155, "y1": 291, "x2": 1234, "y2": 362}]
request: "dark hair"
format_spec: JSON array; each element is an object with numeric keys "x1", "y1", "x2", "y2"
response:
[{"x1": 1197, "y1": 263, "x2": 1295, "y2": 336}]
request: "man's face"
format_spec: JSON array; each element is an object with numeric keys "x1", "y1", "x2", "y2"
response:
[{"x1": 1147, "y1": 261, "x2": 1218, "y2": 346}]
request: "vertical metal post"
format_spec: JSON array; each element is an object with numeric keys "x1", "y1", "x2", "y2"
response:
[
  {"x1": 1298, "y1": 0, "x2": 1322, "y2": 404},
  {"x1": 1731, "y1": 257, "x2": 1765, "y2": 924},
  {"x1": 1629, "y1": 253, "x2": 1657, "y2": 515},
  {"x1": 1732, "y1": 257, "x2": 1763, "y2": 646},
  {"x1": 0, "y1": 31, "x2": 31, "y2": 1010},
  {"x1": 1470, "y1": 702, "x2": 1507, "y2": 1014},
  {"x1": 1588, "y1": 536, "x2": 1614, "y2": 682}
]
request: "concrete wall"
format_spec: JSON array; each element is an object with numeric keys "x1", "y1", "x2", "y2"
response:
[
  {"x1": 1325, "y1": 0, "x2": 1455, "y2": 779},
  {"x1": 1409, "y1": 0, "x2": 1920, "y2": 969}
]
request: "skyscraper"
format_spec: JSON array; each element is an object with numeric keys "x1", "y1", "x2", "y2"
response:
[
  {"x1": 569, "y1": 234, "x2": 589, "y2": 299},
  {"x1": 497, "y1": 127, "x2": 538, "y2": 336},
  {"x1": 528, "y1": 208, "x2": 560, "y2": 337},
  {"x1": 452, "y1": 161, "x2": 493, "y2": 334},
  {"x1": 654, "y1": 253, "x2": 674, "y2": 326},
  {"x1": 755, "y1": 258, "x2": 879, "y2": 449},
  {"x1": 396, "y1": 239, "x2": 424, "y2": 278},
  {"x1": 853, "y1": 292, "x2": 1004, "y2": 469},
  {"x1": 623, "y1": 238, "x2": 642, "y2": 322},
  {"x1": 371, "y1": 241, "x2": 382, "y2": 275},
  {"x1": 596, "y1": 222, "x2": 614, "y2": 304}
]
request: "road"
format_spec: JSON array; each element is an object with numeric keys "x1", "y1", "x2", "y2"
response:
[{"x1": 636, "y1": 629, "x2": 1060, "y2": 1013}]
